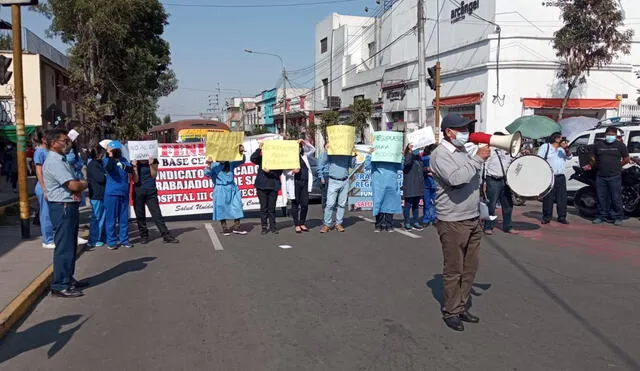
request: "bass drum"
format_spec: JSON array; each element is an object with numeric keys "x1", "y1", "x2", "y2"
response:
[{"x1": 506, "y1": 155, "x2": 554, "y2": 199}]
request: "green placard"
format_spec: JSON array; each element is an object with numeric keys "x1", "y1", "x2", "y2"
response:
[{"x1": 372, "y1": 131, "x2": 404, "y2": 163}]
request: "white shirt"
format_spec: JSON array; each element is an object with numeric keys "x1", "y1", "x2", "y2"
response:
[{"x1": 484, "y1": 149, "x2": 512, "y2": 178}]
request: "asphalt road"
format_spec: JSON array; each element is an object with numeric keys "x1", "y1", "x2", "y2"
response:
[{"x1": 1, "y1": 204, "x2": 639, "y2": 371}]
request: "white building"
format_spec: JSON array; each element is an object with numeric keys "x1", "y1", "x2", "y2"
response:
[{"x1": 314, "y1": 0, "x2": 640, "y2": 137}]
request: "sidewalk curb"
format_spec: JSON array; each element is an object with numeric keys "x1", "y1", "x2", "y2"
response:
[
  {"x1": 0, "y1": 234, "x2": 89, "y2": 341},
  {"x1": 0, "y1": 195, "x2": 36, "y2": 217}
]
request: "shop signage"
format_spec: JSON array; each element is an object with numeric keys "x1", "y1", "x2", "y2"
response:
[{"x1": 451, "y1": 0, "x2": 479, "y2": 24}]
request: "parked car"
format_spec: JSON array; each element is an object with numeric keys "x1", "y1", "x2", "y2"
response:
[
  {"x1": 565, "y1": 117, "x2": 640, "y2": 196},
  {"x1": 307, "y1": 154, "x2": 323, "y2": 201}
]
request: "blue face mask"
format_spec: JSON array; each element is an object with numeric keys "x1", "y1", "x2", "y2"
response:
[
  {"x1": 605, "y1": 135, "x2": 616, "y2": 143},
  {"x1": 452, "y1": 131, "x2": 470, "y2": 147}
]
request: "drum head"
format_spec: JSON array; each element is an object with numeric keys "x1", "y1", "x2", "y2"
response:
[{"x1": 506, "y1": 155, "x2": 554, "y2": 198}]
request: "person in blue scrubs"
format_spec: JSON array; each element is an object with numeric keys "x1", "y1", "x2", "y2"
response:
[
  {"x1": 87, "y1": 146, "x2": 107, "y2": 247},
  {"x1": 204, "y1": 145, "x2": 247, "y2": 236},
  {"x1": 421, "y1": 144, "x2": 437, "y2": 226},
  {"x1": 365, "y1": 148, "x2": 402, "y2": 232},
  {"x1": 66, "y1": 142, "x2": 86, "y2": 208},
  {"x1": 33, "y1": 130, "x2": 55, "y2": 249},
  {"x1": 103, "y1": 140, "x2": 134, "y2": 249}
]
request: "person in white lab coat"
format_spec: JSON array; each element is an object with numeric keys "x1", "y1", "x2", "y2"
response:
[{"x1": 285, "y1": 140, "x2": 316, "y2": 233}]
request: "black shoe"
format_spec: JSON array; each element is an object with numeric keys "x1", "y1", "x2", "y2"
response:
[
  {"x1": 459, "y1": 311, "x2": 480, "y2": 323},
  {"x1": 558, "y1": 219, "x2": 569, "y2": 225},
  {"x1": 140, "y1": 236, "x2": 150, "y2": 244},
  {"x1": 541, "y1": 220, "x2": 550, "y2": 225},
  {"x1": 70, "y1": 279, "x2": 89, "y2": 289},
  {"x1": 261, "y1": 229, "x2": 268, "y2": 235},
  {"x1": 270, "y1": 228, "x2": 279, "y2": 235},
  {"x1": 222, "y1": 229, "x2": 231, "y2": 236},
  {"x1": 51, "y1": 288, "x2": 84, "y2": 298},
  {"x1": 163, "y1": 235, "x2": 179, "y2": 244},
  {"x1": 443, "y1": 316, "x2": 464, "y2": 331}
]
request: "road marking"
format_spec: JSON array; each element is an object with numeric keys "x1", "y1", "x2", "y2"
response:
[
  {"x1": 204, "y1": 223, "x2": 224, "y2": 251},
  {"x1": 357, "y1": 216, "x2": 421, "y2": 239}
]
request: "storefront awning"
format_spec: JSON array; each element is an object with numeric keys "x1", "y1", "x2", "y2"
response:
[
  {"x1": 521, "y1": 98, "x2": 620, "y2": 110},
  {"x1": 436, "y1": 92, "x2": 483, "y2": 107},
  {"x1": 0, "y1": 125, "x2": 38, "y2": 143}
]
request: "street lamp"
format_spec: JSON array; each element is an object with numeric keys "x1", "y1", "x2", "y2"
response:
[{"x1": 244, "y1": 49, "x2": 287, "y2": 135}]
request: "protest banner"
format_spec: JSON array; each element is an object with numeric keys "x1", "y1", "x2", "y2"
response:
[
  {"x1": 205, "y1": 132, "x2": 244, "y2": 162},
  {"x1": 327, "y1": 125, "x2": 355, "y2": 155},
  {"x1": 128, "y1": 140, "x2": 159, "y2": 161},
  {"x1": 262, "y1": 140, "x2": 300, "y2": 170},
  {"x1": 406, "y1": 127, "x2": 435, "y2": 149},
  {"x1": 130, "y1": 142, "x2": 286, "y2": 218},
  {"x1": 372, "y1": 131, "x2": 404, "y2": 163}
]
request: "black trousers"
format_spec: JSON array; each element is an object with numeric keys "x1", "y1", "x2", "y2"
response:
[
  {"x1": 133, "y1": 187, "x2": 170, "y2": 238},
  {"x1": 291, "y1": 181, "x2": 309, "y2": 226},
  {"x1": 257, "y1": 188, "x2": 278, "y2": 229},
  {"x1": 375, "y1": 213, "x2": 394, "y2": 229},
  {"x1": 542, "y1": 174, "x2": 568, "y2": 222}
]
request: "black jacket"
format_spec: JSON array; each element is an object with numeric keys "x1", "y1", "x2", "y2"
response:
[
  {"x1": 402, "y1": 153, "x2": 424, "y2": 198},
  {"x1": 250, "y1": 148, "x2": 283, "y2": 190},
  {"x1": 87, "y1": 158, "x2": 106, "y2": 200}
]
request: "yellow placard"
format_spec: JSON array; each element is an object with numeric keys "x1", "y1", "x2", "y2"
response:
[
  {"x1": 262, "y1": 140, "x2": 300, "y2": 170},
  {"x1": 327, "y1": 125, "x2": 355, "y2": 155},
  {"x1": 205, "y1": 132, "x2": 244, "y2": 162}
]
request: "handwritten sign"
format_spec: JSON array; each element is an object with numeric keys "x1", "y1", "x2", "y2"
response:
[
  {"x1": 406, "y1": 127, "x2": 435, "y2": 149},
  {"x1": 206, "y1": 132, "x2": 244, "y2": 162},
  {"x1": 128, "y1": 140, "x2": 159, "y2": 160},
  {"x1": 262, "y1": 140, "x2": 300, "y2": 170},
  {"x1": 372, "y1": 131, "x2": 404, "y2": 163},
  {"x1": 327, "y1": 125, "x2": 355, "y2": 155}
]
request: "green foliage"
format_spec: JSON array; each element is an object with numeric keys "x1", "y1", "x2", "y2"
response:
[
  {"x1": 162, "y1": 114, "x2": 172, "y2": 124},
  {"x1": 251, "y1": 125, "x2": 270, "y2": 135},
  {"x1": 0, "y1": 33, "x2": 11, "y2": 50},
  {"x1": 36, "y1": 0, "x2": 178, "y2": 144},
  {"x1": 553, "y1": 0, "x2": 633, "y2": 120},
  {"x1": 348, "y1": 98, "x2": 372, "y2": 142},
  {"x1": 309, "y1": 110, "x2": 339, "y2": 141}
]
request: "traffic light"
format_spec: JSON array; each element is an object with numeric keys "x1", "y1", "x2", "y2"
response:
[
  {"x1": 427, "y1": 64, "x2": 437, "y2": 91},
  {"x1": 0, "y1": 55, "x2": 12, "y2": 86}
]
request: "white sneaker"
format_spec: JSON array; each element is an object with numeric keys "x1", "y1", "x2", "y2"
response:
[
  {"x1": 42, "y1": 243, "x2": 55, "y2": 249},
  {"x1": 77, "y1": 237, "x2": 88, "y2": 245}
]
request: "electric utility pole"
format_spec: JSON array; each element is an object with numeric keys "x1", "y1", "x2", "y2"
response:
[
  {"x1": 417, "y1": 0, "x2": 427, "y2": 130},
  {"x1": 282, "y1": 67, "x2": 287, "y2": 135}
]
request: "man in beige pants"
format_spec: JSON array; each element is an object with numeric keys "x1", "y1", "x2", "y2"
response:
[{"x1": 430, "y1": 114, "x2": 491, "y2": 331}]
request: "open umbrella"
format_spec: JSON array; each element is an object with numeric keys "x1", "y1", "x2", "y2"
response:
[{"x1": 506, "y1": 115, "x2": 563, "y2": 140}]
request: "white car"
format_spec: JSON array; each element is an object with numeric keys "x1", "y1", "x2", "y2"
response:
[{"x1": 565, "y1": 118, "x2": 640, "y2": 195}]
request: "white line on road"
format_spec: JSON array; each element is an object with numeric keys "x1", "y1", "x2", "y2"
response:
[
  {"x1": 204, "y1": 223, "x2": 224, "y2": 251},
  {"x1": 357, "y1": 216, "x2": 421, "y2": 239}
]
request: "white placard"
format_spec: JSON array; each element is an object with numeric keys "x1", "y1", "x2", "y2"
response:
[
  {"x1": 407, "y1": 127, "x2": 435, "y2": 149},
  {"x1": 128, "y1": 140, "x2": 159, "y2": 161},
  {"x1": 68, "y1": 129, "x2": 79, "y2": 142}
]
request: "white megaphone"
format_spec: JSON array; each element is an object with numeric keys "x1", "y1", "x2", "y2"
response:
[{"x1": 469, "y1": 131, "x2": 523, "y2": 157}]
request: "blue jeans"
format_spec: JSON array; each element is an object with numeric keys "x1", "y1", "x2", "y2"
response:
[
  {"x1": 105, "y1": 194, "x2": 130, "y2": 246},
  {"x1": 35, "y1": 185, "x2": 54, "y2": 244},
  {"x1": 423, "y1": 187, "x2": 436, "y2": 224},
  {"x1": 485, "y1": 177, "x2": 513, "y2": 231},
  {"x1": 403, "y1": 196, "x2": 421, "y2": 227},
  {"x1": 323, "y1": 178, "x2": 349, "y2": 227},
  {"x1": 596, "y1": 174, "x2": 623, "y2": 221},
  {"x1": 89, "y1": 199, "x2": 106, "y2": 246},
  {"x1": 49, "y1": 202, "x2": 79, "y2": 291}
]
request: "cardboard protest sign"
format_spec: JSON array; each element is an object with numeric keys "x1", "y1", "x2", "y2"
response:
[
  {"x1": 205, "y1": 132, "x2": 244, "y2": 162},
  {"x1": 327, "y1": 125, "x2": 355, "y2": 155},
  {"x1": 406, "y1": 127, "x2": 435, "y2": 149},
  {"x1": 128, "y1": 140, "x2": 159, "y2": 160},
  {"x1": 372, "y1": 131, "x2": 404, "y2": 163},
  {"x1": 261, "y1": 140, "x2": 300, "y2": 170}
]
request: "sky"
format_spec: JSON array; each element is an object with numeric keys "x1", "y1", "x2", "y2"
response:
[{"x1": 2, "y1": 0, "x2": 374, "y2": 121}]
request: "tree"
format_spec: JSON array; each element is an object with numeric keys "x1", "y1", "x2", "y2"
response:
[
  {"x1": 163, "y1": 114, "x2": 172, "y2": 124},
  {"x1": 36, "y1": 0, "x2": 178, "y2": 145},
  {"x1": 309, "y1": 110, "x2": 339, "y2": 141},
  {"x1": 553, "y1": 0, "x2": 633, "y2": 121},
  {"x1": 0, "y1": 33, "x2": 11, "y2": 50},
  {"x1": 348, "y1": 98, "x2": 372, "y2": 143}
]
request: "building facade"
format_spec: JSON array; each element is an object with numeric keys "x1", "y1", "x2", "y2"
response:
[
  {"x1": 0, "y1": 28, "x2": 72, "y2": 128},
  {"x1": 225, "y1": 96, "x2": 256, "y2": 132},
  {"x1": 314, "y1": 0, "x2": 640, "y2": 138}
]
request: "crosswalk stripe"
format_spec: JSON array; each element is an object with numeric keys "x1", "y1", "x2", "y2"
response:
[
  {"x1": 204, "y1": 223, "x2": 224, "y2": 251},
  {"x1": 357, "y1": 216, "x2": 421, "y2": 239}
]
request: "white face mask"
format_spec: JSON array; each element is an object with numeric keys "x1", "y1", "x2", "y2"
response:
[{"x1": 451, "y1": 131, "x2": 469, "y2": 147}]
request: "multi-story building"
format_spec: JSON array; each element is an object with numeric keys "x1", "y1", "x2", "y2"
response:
[
  {"x1": 225, "y1": 97, "x2": 256, "y2": 132},
  {"x1": 0, "y1": 26, "x2": 72, "y2": 128},
  {"x1": 314, "y1": 0, "x2": 640, "y2": 137},
  {"x1": 253, "y1": 87, "x2": 310, "y2": 134}
]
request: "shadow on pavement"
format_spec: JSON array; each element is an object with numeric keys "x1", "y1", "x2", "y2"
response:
[
  {"x1": 426, "y1": 274, "x2": 492, "y2": 312},
  {"x1": 0, "y1": 314, "x2": 90, "y2": 363},
  {"x1": 83, "y1": 257, "x2": 156, "y2": 289},
  {"x1": 485, "y1": 238, "x2": 640, "y2": 370}
]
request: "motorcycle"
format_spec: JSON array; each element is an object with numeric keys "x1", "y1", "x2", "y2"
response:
[{"x1": 570, "y1": 165, "x2": 640, "y2": 218}]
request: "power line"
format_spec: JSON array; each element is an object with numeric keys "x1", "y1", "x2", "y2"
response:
[{"x1": 164, "y1": 0, "x2": 356, "y2": 8}]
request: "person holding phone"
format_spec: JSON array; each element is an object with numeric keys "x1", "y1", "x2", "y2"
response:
[{"x1": 103, "y1": 140, "x2": 135, "y2": 249}]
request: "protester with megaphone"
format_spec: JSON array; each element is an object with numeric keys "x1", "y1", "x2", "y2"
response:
[{"x1": 482, "y1": 132, "x2": 518, "y2": 235}]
